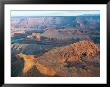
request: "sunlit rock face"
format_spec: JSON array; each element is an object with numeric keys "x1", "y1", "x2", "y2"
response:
[
  {"x1": 11, "y1": 14, "x2": 100, "y2": 77},
  {"x1": 15, "y1": 40, "x2": 100, "y2": 77}
]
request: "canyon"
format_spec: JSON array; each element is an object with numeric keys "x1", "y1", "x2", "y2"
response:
[{"x1": 11, "y1": 15, "x2": 100, "y2": 77}]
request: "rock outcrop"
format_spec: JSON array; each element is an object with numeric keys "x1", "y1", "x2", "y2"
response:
[
  {"x1": 16, "y1": 53, "x2": 56, "y2": 76},
  {"x1": 16, "y1": 40, "x2": 100, "y2": 77},
  {"x1": 41, "y1": 29, "x2": 73, "y2": 41}
]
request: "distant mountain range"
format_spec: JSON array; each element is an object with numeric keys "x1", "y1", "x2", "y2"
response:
[{"x1": 11, "y1": 15, "x2": 100, "y2": 30}]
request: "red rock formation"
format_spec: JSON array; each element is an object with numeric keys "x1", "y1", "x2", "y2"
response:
[
  {"x1": 16, "y1": 53, "x2": 56, "y2": 76},
  {"x1": 16, "y1": 40, "x2": 100, "y2": 77}
]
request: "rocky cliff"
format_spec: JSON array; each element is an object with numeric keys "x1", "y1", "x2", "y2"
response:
[{"x1": 15, "y1": 40, "x2": 100, "y2": 77}]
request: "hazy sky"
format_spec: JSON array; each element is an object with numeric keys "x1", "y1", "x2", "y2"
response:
[{"x1": 11, "y1": 10, "x2": 100, "y2": 16}]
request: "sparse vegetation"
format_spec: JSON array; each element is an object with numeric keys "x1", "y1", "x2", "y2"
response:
[
  {"x1": 12, "y1": 40, "x2": 100, "y2": 77},
  {"x1": 11, "y1": 15, "x2": 100, "y2": 77}
]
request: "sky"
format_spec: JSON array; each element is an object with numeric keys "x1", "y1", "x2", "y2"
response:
[{"x1": 11, "y1": 10, "x2": 100, "y2": 16}]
